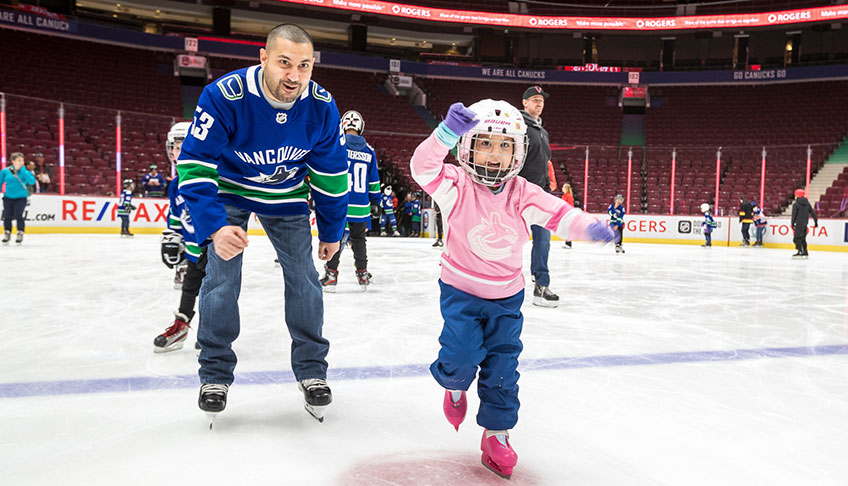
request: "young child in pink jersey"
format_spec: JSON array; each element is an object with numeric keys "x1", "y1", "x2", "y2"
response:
[{"x1": 411, "y1": 100, "x2": 613, "y2": 479}]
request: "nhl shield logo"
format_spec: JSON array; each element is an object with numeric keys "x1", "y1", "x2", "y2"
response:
[{"x1": 276, "y1": 113, "x2": 287, "y2": 124}]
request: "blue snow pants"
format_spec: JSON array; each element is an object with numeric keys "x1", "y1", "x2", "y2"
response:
[{"x1": 430, "y1": 280, "x2": 524, "y2": 430}]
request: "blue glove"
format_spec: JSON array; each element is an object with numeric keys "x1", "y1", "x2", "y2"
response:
[
  {"x1": 587, "y1": 221, "x2": 615, "y2": 242},
  {"x1": 444, "y1": 103, "x2": 479, "y2": 137},
  {"x1": 435, "y1": 103, "x2": 479, "y2": 148}
]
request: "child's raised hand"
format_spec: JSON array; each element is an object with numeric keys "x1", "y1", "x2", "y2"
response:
[
  {"x1": 587, "y1": 221, "x2": 615, "y2": 242},
  {"x1": 444, "y1": 103, "x2": 479, "y2": 137}
]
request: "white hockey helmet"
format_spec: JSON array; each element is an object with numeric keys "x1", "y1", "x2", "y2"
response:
[
  {"x1": 700, "y1": 203, "x2": 711, "y2": 213},
  {"x1": 166, "y1": 121, "x2": 192, "y2": 163},
  {"x1": 122, "y1": 178, "x2": 134, "y2": 188},
  {"x1": 341, "y1": 110, "x2": 365, "y2": 135},
  {"x1": 456, "y1": 99, "x2": 527, "y2": 187}
]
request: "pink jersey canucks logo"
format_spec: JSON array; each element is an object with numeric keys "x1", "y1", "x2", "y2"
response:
[{"x1": 467, "y1": 212, "x2": 518, "y2": 260}]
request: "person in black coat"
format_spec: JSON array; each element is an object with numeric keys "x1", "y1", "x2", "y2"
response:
[
  {"x1": 790, "y1": 189, "x2": 818, "y2": 258},
  {"x1": 518, "y1": 85, "x2": 558, "y2": 307},
  {"x1": 738, "y1": 197, "x2": 754, "y2": 246}
]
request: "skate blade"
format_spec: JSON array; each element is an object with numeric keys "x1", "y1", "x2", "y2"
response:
[
  {"x1": 322, "y1": 286, "x2": 336, "y2": 294},
  {"x1": 174, "y1": 283, "x2": 183, "y2": 290},
  {"x1": 205, "y1": 411, "x2": 219, "y2": 429},
  {"x1": 153, "y1": 341, "x2": 186, "y2": 353},
  {"x1": 358, "y1": 284, "x2": 368, "y2": 292},
  {"x1": 532, "y1": 297, "x2": 559, "y2": 308},
  {"x1": 481, "y1": 456, "x2": 513, "y2": 480},
  {"x1": 304, "y1": 403, "x2": 326, "y2": 423}
]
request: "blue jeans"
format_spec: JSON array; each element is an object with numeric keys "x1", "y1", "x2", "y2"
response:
[
  {"x1": 197, "y1": 205, "x2": 328, "y2": 385},
  {"x1": 530, "y1": 225, "x2": 551, "y2": 287},
  {"x1": 704, "y1": 231, "x2": 712, "y2": 246},
  {"x1": 430, "y1": 281, "x2": 524, "y2": 430},
  {"x1": 755, "y1": 226, "x2": 765, "y2": 244}
]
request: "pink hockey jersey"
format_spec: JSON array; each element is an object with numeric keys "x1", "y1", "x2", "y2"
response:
[{"x1": 411, "y1": 132, "x2": 598, "y2": 300}]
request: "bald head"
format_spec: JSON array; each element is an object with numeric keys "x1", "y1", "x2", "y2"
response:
[{"x1": 266, "y1": 23, "x2": 313, "y2": 50}]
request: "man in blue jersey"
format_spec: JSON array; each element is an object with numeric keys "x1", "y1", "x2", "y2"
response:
[
  {"x1": 177, "y1": 23, "x2": 349, "y2": 424},
  {"x1": 320, "y1": 110, "x2": 381, "y2": 292}
]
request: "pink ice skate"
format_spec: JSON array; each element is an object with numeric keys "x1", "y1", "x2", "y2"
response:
[
  {"x1": 442, "y1": 390, "x2": 467, "y2": 431},
  {"x1": 480, "y1": 430, "x2": 518, "y2": 479}
]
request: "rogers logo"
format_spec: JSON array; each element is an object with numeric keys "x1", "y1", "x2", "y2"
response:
[
  {"x1": 392, "y1": 5, "x2": 431, "y2": 17},
  {"x1": 636, "y1": 19, "x2": 676, "y2": 28},
  {"x1": 529, "y1": 17, "x2": 568, "y2": 27},
  {"x1": 768, "y1": 11, "x2": 812, "y2": 23}
]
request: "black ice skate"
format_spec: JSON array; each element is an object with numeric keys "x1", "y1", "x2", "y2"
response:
[
  {"x1": 2, "y1": 231, "x2": 9, "y2": 245},
  {"x1": 355, "y1": 268, "x2": 372, "y2": 291},
  {"x1": 320, "y1": 266, "x2": 338, "y2": 293},
  {"x1": 154, "y1": 312, "x2": 191, "y2": 353},
  {"x1": 299, "y1": 378, "x2": 332, "y2": 423},
  {"x1": 432, "y1": 238, "x2": 443, "y2": 248},
  {"x1": 199, "y1": 383, "x2": 229, "y2": 428},
  {"x1": 615, "y1": 244, "x2": 625, "y2": 254},
  {"x1": 14, "y1": 231, "x2": 23, "y2": 245},
  {"x1": 791, "y1": 251, "x2": 805, "y2": 259},
  {"x1": 532, "y1": 285, "x2": 559, "y2": 308}
]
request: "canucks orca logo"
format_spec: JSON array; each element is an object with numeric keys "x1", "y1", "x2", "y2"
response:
[
  {"x1": 245, "y1": 165, "x2": 299, "y2": 185},
  {"x1": 467, "y1": 212, "x2": 518, "y2": 261}
]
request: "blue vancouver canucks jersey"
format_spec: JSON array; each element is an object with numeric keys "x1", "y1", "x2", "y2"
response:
[
  {"x1": 117, "y1": 190, "x2": 133, "y2": 216},
  {"x1": 381, "y1": 193, "x2": 395, "y2": 214},
  {"x1": 608, "y1": 204, "x2": 626, "y2": 227},
  {"x1": 167, "y1": 175, "x2": 202, "y2": 263},
  {"x1": 177, "y1": 65, "x2": 349, "y2": 244},
  {"x1": 702, "y1": 211, "x2": 717, "y2": 234},
  {"x1": 344, "y1": 133, "x2": 381, "y2": 223}
]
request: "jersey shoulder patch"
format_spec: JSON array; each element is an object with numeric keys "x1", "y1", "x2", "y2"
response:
[
  {"x1": 216, "y1": 74, "x2": 244, "y2": 101},
  {"x1": 312, "y1": 82, "x2": 332, "y2": 103}
]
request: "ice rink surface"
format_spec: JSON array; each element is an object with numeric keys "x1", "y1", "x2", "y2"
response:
[{"x1": 1, "y1": 233, "x2": 847, "y2": 485}]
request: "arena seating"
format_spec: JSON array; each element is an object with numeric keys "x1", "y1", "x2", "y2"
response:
[
  {"x1": 645, "y1": 82, "x2": 848, "y2": 216},
  {"x1": 0, "y1": 29, "x2": 178, "y2": 194},
  {"x1": 817, "y1": 165, "x2": 848, "y2": 217}
]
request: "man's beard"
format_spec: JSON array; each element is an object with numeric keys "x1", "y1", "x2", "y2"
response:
[{"x1": 275, "y1": 80, "x2": 303, "y2": 103}]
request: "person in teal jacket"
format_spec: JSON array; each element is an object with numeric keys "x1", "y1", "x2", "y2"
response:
[{"x1": 1, "y1": 152, "x2": 36, "y2": 245}]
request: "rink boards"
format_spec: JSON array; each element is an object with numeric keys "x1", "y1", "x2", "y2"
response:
[{"x1": 17, "y1": 194, "x2": 848, "y2": 252}]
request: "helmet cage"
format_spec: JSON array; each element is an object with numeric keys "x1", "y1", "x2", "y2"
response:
[{"x1": 457, "y1": 128, "x2": 527, "y2": 188}]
